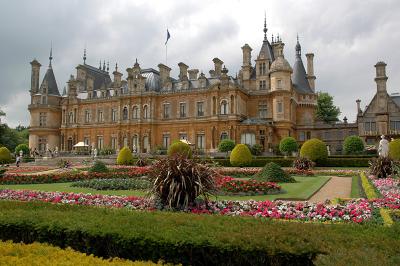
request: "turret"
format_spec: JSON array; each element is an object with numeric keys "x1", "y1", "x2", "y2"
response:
[{"x1": 113, "y1": 63, "x2": 123, "y2": 87}]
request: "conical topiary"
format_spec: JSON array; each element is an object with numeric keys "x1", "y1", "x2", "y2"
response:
[
  {"x1": 116, "y1": 147, "x2": 134, "y2": 165},
  {"x1": 0, "y1": 147, "x2": 12, "y2": 164},
  {"x1": 253, "y1": 162, "x2": 295, "y2": 183},
  {"x1": 229, "y1": 144, "x2": 252, "y2": 167}
]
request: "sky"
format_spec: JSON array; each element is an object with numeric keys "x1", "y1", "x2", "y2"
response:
[{"x1": 0, "y1": 0, "x2": 399, "y2": 127}]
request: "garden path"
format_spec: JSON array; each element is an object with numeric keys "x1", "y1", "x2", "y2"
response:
[{"x1": 308, "y1": 176, "x2": 352, "y2": 203}]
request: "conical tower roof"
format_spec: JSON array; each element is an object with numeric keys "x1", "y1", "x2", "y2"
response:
[{"x1": 292, "y1": 37, "x2": 312, "y2": 93}]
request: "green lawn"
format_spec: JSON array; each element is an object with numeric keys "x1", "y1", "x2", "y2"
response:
[
  {"x1": 350, "y1": 175, "x2": 361, "y2": 198},
  {"x1": 0, "y1": 175, "x2": 331, "y2": 201}
]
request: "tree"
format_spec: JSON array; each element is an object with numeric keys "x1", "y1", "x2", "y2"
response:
[
  {"x1": 343, "y1": 135, "x2": 364, "y2": 155},
  {"x1": 279, "y1": 137, "x2": 298, "y2": 156},
  {"x1": 316, "y1": 92, "x2": 341, "y2": 123},
  {"x1": 218, "y1": 139, "x2": 235, "y2": 153}
]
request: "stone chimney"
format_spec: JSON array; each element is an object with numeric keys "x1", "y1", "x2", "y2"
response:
[
  {"x1": 178, "y1": 62, "x2": 189, "y2": 81},
  {"x1": 188, "y1": 69, "x2": 199, "y2": 80},
  {"x1": 306, "y1": 53, "x2": 316, "y2": 91},
  {"x1": 241, "y1": 44, "x2": 252, "y2": 81},
  {"x1": 30, "y1": 59, "x2": 41, "y2": 94},
  {"x1": 212, "y1": 58, "x2": 224, "y2": 77},
  {"x1": 375, "y1": 61, "x2": 388, "y2": 93},
  {"x1": 158, "y1": 63, "x2": 171, "y2": 85},
  {"x1": 356, "y1": 99, "x2": 361, "y2": 114},
  {"x1": 113, "y1": 64, "x2": 122, "y2": 88}
]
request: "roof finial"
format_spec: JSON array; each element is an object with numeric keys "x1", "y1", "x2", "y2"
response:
[
  {"x1": 49, "y1": 42, "x2": 53, "y2": 68},
  {"x1": 103, "y1": 60, "x2": 106, "y2": 71},
  {"x1": 272, "y1": 34, "x2": 274, "y2": 43},
  {"x1": 295, "y1": 33, "x2": 301, "y2": 57},
  {"x1": 263, "y1": 11, "x2": 268, "y2": 41},
  {"x1": 107, "y1": 61, "x2": 109, "y2": 72},
  {"x1": 115, "y1": 62, "x2": 118, "y2": 72},
  {"x1": 83, "y1": 44, "x2": 87, "y2": 64},
  {"x1": 99, "y1": 60, "x2": 101, "y2": 69}
]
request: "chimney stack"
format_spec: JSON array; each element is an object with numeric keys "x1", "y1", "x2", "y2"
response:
[
  {"x1": 241, "y1": 44, "x2": 252, "y2": 67},
  {"x1": 30, "y1": 59, "x2": 41, "y2": 94},
  {"x1": 375, "y1": 61, "x2": 388, "y2": 92},
  {"x1": 158, "y1": 63, "x2": 171, "y2": 86},
  {"x1": 113, "y1": 63, "x2": 123, "y2": 87},
  {"x1": 356, "y1": 99, "x2": 361, "y2": 114},
  {"x1": 188, "y1": 69, "x2": 199, "y2": 80},
  {"x1": 305, "y1": 53, "x2": 316, "y2": 91},
  {"x1": 212, "y1": 58, "x2": 223, "y2": 77},
  {"x1": 178, "y1": 62, "x2": 189, "y2": 81}
]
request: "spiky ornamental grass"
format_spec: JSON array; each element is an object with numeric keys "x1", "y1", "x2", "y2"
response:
[
  {"x1": 369, "y1": 157, "x2": 398, "y2": 179},
  {"x1": 147, "y1": 155, "x2": 216, "y2": 209}
]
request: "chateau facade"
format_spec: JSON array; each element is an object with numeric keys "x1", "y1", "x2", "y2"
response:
[{"x1": 28, "y1": 20, "x2": 320, "y2": 154}]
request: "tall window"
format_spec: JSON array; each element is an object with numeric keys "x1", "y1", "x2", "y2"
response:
[
  {"x1": 85, "y1": 110, "x2": 90, "y2": 123},
  {"x1": 277, "y1": 79, "x2": 282, "y2": 89},
  {"x1": 163, "y1": 134, "x2": 170, "y2": 148},
  {"x1": 97, "y1": 136, "x2": 104, "y2": 149},
  {"x1": 111, "y1": 109, "x2": 117, "y2": 122},
  {"x1": 68, "y1": 112, "x2": 74, "y2": 124},
  {"x1": 163, "y1": 103, "x2": 170, "y2": 119},
  {"x1": 220, "y1": 132, "x2": 228, "y2": 140},
  {"x1": 364, "y1": 122, "x2": 376, "y2": 132},
  {"x1": 97, "y1": 110, "x2": 103, "y2": 122},
  {"x1": 132, "y1": 135, "x2": 138, "y2": 150},
  {"x1": 84, "y1": 137, "x2": 90, "y2": 146},
  {"x1": 197, "y1": 134, "x2": 205, "y2": 150},
  {"x1": 220, "y1": 100, "x2": 228, "y2": 115},
  {"x1": 258, "y1": 102, "x2": 268, "y2": 118},
  {"x1": 277, "y1": 102, "x2": 283, "y2": 113},
  {"x1": 122, "y1": 107, "x2": 128, "y2": 120},
  {"x1": 132, "y1": 106, "x2": 139, "y2": 119},
  {"x1": 259, "y1": 80, "x2": 266, "y2": 90},
  {"x1": 390, "y1": 121, "x2": 400, "y2": 131},
  {"x1": 143, "y1": 105, "x2": 149, "y2": 119},
  {"x1": 179, "y1": 103, "x2": 187, "y2": 118},
  {"x1": 197, "y1": 102, "x2": 204, "y2": 117},
  {"x1": 111, "y1": 137, "x2": 117, "y2": 149},
  {"x1": 241, "y1": 133, "x2": 255, "y2": 146},
  {"x1": 259, "y1": 62, "x2": 266, "y2": 75},
  {"x1": 39, "y1": 112, "x2": 47, "y2": 127}
]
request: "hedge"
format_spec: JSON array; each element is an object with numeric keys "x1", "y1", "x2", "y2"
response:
[
  {"x1": 0, "y1": 201, "x2": 400, "y2": 265},
  {"x1": 360, "y1": 172, "x2": 379, "y2": 199}
]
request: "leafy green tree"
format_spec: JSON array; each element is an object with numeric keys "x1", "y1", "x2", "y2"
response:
[
  {"x1": 316, "y1": 92, "x2": 341, "y2": 123},
  {"x1": 279, "y1": 137, "x2": 298, "y2": 156},
  {"x1": 218, "y1": 139, "x2": 235, "y2": 153},
  {"x1": 343, "y1": 135, "x2": 364, "y2": 155}
]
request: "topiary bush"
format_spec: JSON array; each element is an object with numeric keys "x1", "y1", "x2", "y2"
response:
[
  {"x1": 167, "y1": 141, "x2": 192, "y2": 158},
  {"x1": 116, "y1": 147, "x2": 134, "y2": 165},
  {"x1": 218, "y1": 139, "x2": 235, "y2": 153},
  {"x1": 279, "y1": 137, "x2": 298, "y2": 156},
  {"x1": 229, "y1": 144, "x2": 253, "y2": 167},
  {"x1": 389, "y1": 139, "x2": 400, "y2": 160},
  {"x1": 293, "y1": 157, "x2": 314, "y2": 170},
  {"x1": 89, "y1": 160, "x2": 109, "y2": 173},
  {"x1": 0, "y1": 147, "x2": 12, "y2": 164},
  {"x1": 253, "y1": 162, "x2": 295, "y2": 183},
  {"x1": 300, "y1": 138, "x2": 328, "y2": 163},
  {"x1": 343, "y1": 135, "x2": 364, "y2": 155},
  {"x1": 15, "y1": 144, "x2": 29, "y2": 157},
  {"x1": 250, "y1": 144, "x2": 263, "y2": 156},
  {"x1": 148, "y1": 155, "x2": 216, "y2": 209}
]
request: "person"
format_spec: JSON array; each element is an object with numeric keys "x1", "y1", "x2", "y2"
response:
[
  {"x1": 378, "y1": 135, "x2": 389, "y2": 158},
  {"x1": 16, "y1": 155, "x2": 21, "y2": 167}
]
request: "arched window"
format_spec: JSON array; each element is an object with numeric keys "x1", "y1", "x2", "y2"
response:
[
  {"x1": 143, "y1": 105, "x2": 149, "y2": 119},
  {"x1": 212, "y1": 96, "x2": 216, "y2": 115},
  {"x1": 132, "y1": 106, "x2": 139, "y2": 119},
  {"x1": 220, "y1": 100, "x2": 228, "y2": 115},
  {"x1": 132, "y1": 135, "x2": 139, "y2": 152},
  {"x1": 122, "y1": 107, "x2": 128, "y2": 120}
]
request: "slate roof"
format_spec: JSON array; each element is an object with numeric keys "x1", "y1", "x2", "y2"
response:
[
  {"x1": 258, "y1": 40, "x2": 275, "y2": 62},
  {"x1": 390, "y1": 95, "x2": 400, "y2": 107},
  {"x1": 40, "y1": 67, "x2": 60, "y2": 96},
  {"x1": 292, "y1": 41, "x2": 313, "y2": 94},
  {"x1": 77, "y1": 64, "x2": 112, "y2": 91}
]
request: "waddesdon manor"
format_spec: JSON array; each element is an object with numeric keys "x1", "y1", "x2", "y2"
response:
[{"x1": 28, "y1": 18, "x2": 400, "y2": 154}]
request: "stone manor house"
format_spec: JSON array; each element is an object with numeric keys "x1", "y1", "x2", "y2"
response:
[{"x1": 28, "y1": 19, "x2": 396, "y2": 154}]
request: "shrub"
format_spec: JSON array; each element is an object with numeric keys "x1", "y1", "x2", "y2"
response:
[
  {"x1": 117, "y1": 147, "x2": 134, "y2": 165},
  {"x1": 369, "y1": 157, "x2": 397, "y2": 179},
  {"x1": 89, "y1": 160, "x2": 109, "y2": 173},
  {"x1": 279, "y1": 137, "x2": 298, "y2": 156},
  {"x1": 389, "y1": 139, "x2": 400, "y2": 160},
  {"x1": 300, "y1": 138, "x2": 328, "y2": 163},
  {"x1": 229, "y1": 144, "x2": 253, "y2": 167},
  {"x1": 99, "y1": 147, "x2": 116, "y2": 155},
  {"x1": 253, "y1": 162, "x2": 295, "y2": 183},
  {"x1": 148, "y1": 155, "x2": 215, "y2": 209},
  {"x1": 218, "y1": 139, "x2": 235, "y2": 153},
  {"x1": 250, "y1": 144, "x2": 263, "y2": 156},
  {"x1": 72, "y1": 178, "x2": 151, "y2": 190},
  {"x1": 0, "y1": 147, "x2": 12, "y2": 164},
  {"x1": 135, "y1": 156, "x2": 149, "y2": 167},
  {"x1": 15, "y1": 144, "x2": 29, "y2": 157},
  {"x1": 343, "y1": 135, "x2": 364, "y2": 155},
  {"x1": 167, "y1": 141, "x2": 192, "y2": 158},
  {"x1": 293, "y1": 157, "x2": 314, "y2": 170}
]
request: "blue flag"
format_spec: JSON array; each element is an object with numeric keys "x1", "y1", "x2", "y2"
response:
[{"x1": 165, "y1": 29, "x2": 170, "y2": 45}]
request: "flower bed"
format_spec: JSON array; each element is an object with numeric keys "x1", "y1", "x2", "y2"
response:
[
  {"x1": 0, "y1": 167, "x2": 150, "y2": 185},
  {"x1": 215, "y1": 176, "x2": 281, "y2": 195},
  {"x1": 214, "y1": 167, "x2": 358, "y2": 177},
  {"x1": 369, "y1": 177, "x2": 400, "y2": 209},
  {"x1": 0, "y1": 189, "x2": 373, "y2": 223}
]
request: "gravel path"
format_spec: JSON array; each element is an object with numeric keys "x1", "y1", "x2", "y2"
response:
[{"x1": 308, "y1": 176, "x2": 352, "y2": 203}]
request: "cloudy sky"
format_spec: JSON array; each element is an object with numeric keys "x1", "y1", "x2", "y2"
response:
[{"x1": 0, "y1": 0, "x2": 399, "y2": 127}]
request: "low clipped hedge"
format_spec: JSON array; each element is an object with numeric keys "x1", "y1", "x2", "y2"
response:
[
  {"x1": 71, "y1": 178, "x2": 151, "y2": 190},
  {"x1": 0, "y1": 240, "x2": 157, "y2": 266},
  {"x1": 0, "y1": 201, "x2": 400, "y2": 265}
]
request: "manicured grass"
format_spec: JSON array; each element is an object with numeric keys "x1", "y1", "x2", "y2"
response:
[
  {"x1": 351, "y1": 175, "x2": 361, "y2": 198},
  {"x1": 0, "y1": 176, "x2": 331, "y2": 201}
]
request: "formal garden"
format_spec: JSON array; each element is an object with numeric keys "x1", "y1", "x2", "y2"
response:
[{"x1": 0, "y1": 136, "x2": 400, "y2": 265}]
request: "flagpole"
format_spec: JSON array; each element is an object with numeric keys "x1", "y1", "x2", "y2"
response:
[{"x1": 166, "y1": 42, "x2": 168, "y2": 65}]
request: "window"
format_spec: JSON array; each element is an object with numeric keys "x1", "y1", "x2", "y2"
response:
[
  {"x1": 277, "y1": 102, "x2": 283, "y2": 113},
  {"x1": 112, "y1": 109, "x2": 117, "y2": 122},
  {"x1": 277, "y1": 79, "x2": 282, "y2": 89},
  {"x1": 259, "y1": 62, "x2": 266, "y2": 75},
  {"x1": 324, "y1": 131, "x2": 330, "y2": 140},
  {"x1": 220, "y1": 132, "x2": 228, "y2": 140},
  {"x1": 39, "y1": 112, "x2": 47, "y2": 127},
  {"x1": 364, "y1": 121, "x2": 376, "y2": 132},
  {"x1": 241, "y1": 133, "x2": 255, "y2": 146},
  {"x1": 390, "y1": 121, "x2": 400, "y2": 131},
  {"x1": 123, "y1": 137, "x2": 128, "y2": 147},
  {"x1": 259, "y1": 80, "x2": 266, "y2": 90},
  {"x1": 122, "y1": 107, "x2": 128, "y2": 120},
  {"x1": 132, "y1": 135, "x2": 138, "y2": 150},
  {"x1": 163, "y1": 134, "x2": 170, "y2": 148},
  {"x1": 38, "y1": 138, "x2": 47, "y2": 152},
  {"x1": 179, "y1": 133, "x2": 187, "y2": 140},
  {"x1": 163, "y1": 103, "x2": 170, "y2": 119},
  {"x1": 197, "y1": 134, "x2": 205, "y2": 149},
  {"x1": 68, "y1": 112, "x2": 74, "y2": 124},
  {"x1": 179, "y1": 103, "x2": 187, "y2": 118},
  {"x1": 84, "y1": 137, "x2": 90, "y2": 147},
  {"x1": 97, "y1": 136, "x2": 104, "y2": 149},
  {"x1": 299, "y1": 131, "x2": 305, "y2": 141},
  {"x1": 85, "y1": 110, "x2": 90, "y2": 123},
  {"x1": 132, "y1": 106, "x2": 139, "y2": 119},
  {"x1": 111, "y1": 137, "x2": 117, "y2": 149},
  {"x1": 197, "y1": 102, "x2": 204, "y2": 117},
  {"x1": 258, "y1": 102, "x2": 268, "y2": 118},
  {"x1": 97, "y1": 110, "x2": 103, "y2": 122},
  {"x1": 143, "y1": 105, "x2": 149, "y2": 119},
  {"x1": 220, "y1": 100, "x2": 228, "y2": 115}
]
